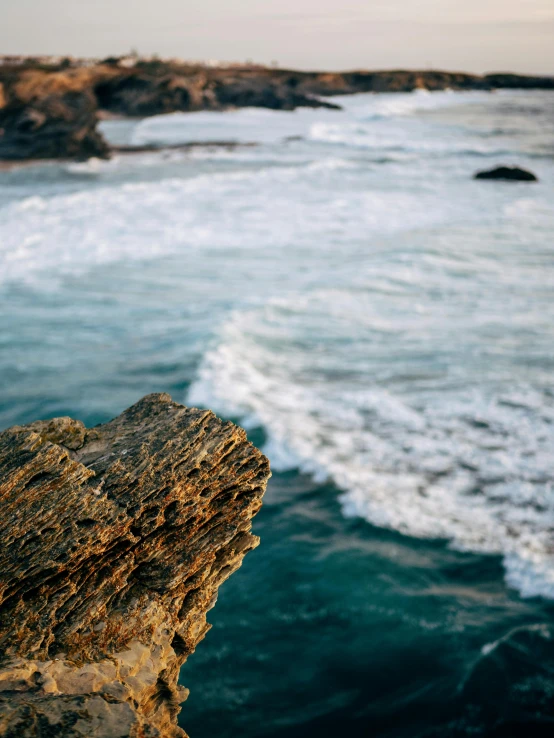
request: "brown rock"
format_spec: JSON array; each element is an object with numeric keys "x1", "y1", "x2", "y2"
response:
[
  {"x1": 0, "y1": 68, "x2": 110, "y2": 161},
  {"x1": 1, "y1": 58, "x2": 553, "y2": 161},
  {"x1": 0, "y1": 393, "x2": 270, "y2": 737}
]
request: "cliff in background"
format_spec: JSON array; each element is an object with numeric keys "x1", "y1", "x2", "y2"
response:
[
  {"x1": 0, "y1": 65, "x2": 110, "y2": 161},
  {"x1": 0, "y1": 393, "x2": 271, "y2": 737},
  {"x1": 1, "y1": 57, "x2": 553, "y2": 161}
]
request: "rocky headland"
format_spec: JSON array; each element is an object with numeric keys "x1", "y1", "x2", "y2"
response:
[
  {"x1": 0, "y1": 393, "x2": 271, "y2": 737},
  {"x1": 1, "y1": 56, "x2": 553, "y2": 160}
]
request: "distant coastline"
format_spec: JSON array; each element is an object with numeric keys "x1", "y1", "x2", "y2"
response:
[{"x1": 1, "y1": 55, "x2": 553, "y2": 161}]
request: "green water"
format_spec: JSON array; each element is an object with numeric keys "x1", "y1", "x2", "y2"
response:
[{"x1": 179, "y1": 456, "x2": 554, "y2": 738}]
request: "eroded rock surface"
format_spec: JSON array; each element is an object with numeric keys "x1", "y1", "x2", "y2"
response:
[
  {"x1": 0, "y1": 393, "x2": 270, "y2": 737},
  {"x1": 0, "y1": 68, "x2": 110, "y2": 160}
]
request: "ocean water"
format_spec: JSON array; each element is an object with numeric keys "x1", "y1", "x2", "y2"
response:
[{"x1": 1, "y1": 89, "x2": 553, "y2": 736}]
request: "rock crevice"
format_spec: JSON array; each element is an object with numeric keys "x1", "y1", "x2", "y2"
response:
[{"x1": 0, "y1": 393, "x2": 270, "y2": 737}]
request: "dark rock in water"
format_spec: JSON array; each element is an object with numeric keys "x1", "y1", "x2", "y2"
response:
[
  {"x1": 474, "y1": 165, "x2": 538, "y2": 182},
  {"x1": 0, "y1": 393, "x2": 270, "y2": 737},
  {"x1": 114, "y1": 140, "x2": 257, "y2": 155}
]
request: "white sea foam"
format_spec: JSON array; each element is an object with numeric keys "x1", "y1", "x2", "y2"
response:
[
  {"x1": 2, "y1": 89, "x2": 553, "y2": 603},
  {"x1": 0, "y1": 153, "x2": 457, "y2": 287},
  {"x1": 188, "y1": 278, "x2": 554, "y2": 600},
  {"x1": 131, "y1": 106, "x2": 320, "y2": 147},
  {"x1": 346, "y1": 89, "x2": 489, "y2": 120},
  {"x1": 129, "y1": 89, "x2": 497, "y2": 150},
  {"x1": 308, "y1": 118, "x2": 520, "y2": 157},
  {"x1": 64, "y1": 157, "x2": 110, "y2": 176}
]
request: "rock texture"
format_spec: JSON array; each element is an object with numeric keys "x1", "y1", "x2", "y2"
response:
[
  {"x1": 93, "y1": 61, "x2": 341, "y2": 117},
  {"x1": 474, "y1": 165, "x2": 538, "y2": 181},
  {"x1": 1, "y1": 58, "x2": 554, "y2": 161},
  {"x1": 0, "y1": 393, "x2": 270, "y2": 737},
  {"x1": 0, "y1": 68, "x2": 110, "y2": 160}
]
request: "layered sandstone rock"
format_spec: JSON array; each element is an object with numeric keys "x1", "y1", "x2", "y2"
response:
[{"x1": 0, "y1": 394, "x2": 270, "y2": 737}]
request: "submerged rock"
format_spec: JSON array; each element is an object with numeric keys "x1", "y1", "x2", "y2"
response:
[
  {"x1": 474, "y1": 165, "x2": 538, "y2": 182},
  {"x1": 0, "y1": 393, "x2": 270, "y2": 737}
]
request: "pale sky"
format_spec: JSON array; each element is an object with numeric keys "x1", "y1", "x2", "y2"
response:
[{"x1": 1, "y1": 0, "x2": 553, "y2": 74}]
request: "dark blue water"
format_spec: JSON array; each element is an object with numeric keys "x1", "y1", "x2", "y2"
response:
[{"x1": 178, "y1": 461, "x2": 554, "y2": 738}]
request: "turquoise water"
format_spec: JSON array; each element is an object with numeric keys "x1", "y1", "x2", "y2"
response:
[
  {"x1": 1, "y1": 89, "x2": 553, "y2": 735},
  {"x1": 180, "y1": 469, "x2": 554, "y2": 737}
]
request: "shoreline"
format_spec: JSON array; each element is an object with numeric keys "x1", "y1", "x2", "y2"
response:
[{"x1": 1, "y1": 59, "x2": 553, "y2": 162}]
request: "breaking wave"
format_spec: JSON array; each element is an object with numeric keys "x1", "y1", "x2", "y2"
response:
[{"x1": 188, "y1": 279, "x2": 554, "y2": 600}]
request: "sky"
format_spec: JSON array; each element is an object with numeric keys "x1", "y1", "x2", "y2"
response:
[{"x1": 1, "y1": 0, "x2": 553, "y2": 74}]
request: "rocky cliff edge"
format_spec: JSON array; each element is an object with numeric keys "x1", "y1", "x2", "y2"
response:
[{"x1": 0, "y1": 393, "x2": 270, "y2": 737}]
